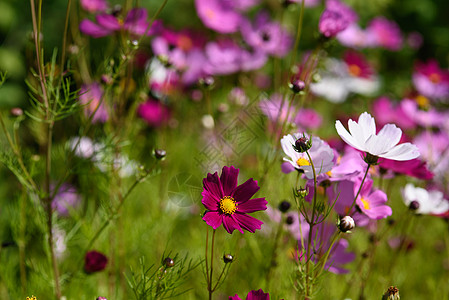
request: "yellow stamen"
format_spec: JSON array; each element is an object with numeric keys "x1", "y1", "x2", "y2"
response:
[
  {"x1": 326, "y1": 171, "x2": 332, "y2": 177},
  {"x1": 415, "y1": 95, "x2": 430, "y2": 110},
  {"x1": 220, "y1": 196, "x2": 237, "y2": 215},
  {"x1": 27, "y1": 297, "x2": 37, "y2": 300},
  {"x1": 360, "y1": 197, "x2": 370, "y2": 210},
  {"x1": 178, "y1": 35, "x2": 193, "y2": 51},
  {"x1": 296, "y1": 157, "x2": 310, "y2": 167}
]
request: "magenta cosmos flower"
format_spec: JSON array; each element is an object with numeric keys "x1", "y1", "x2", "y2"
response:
[
  {"x1": 202, "y1": 166, "x2": 267, "y2": 234},
  {"x1": 365, "y1": 17, "x2": 402, "y2": 51},
  {"x1": 229, "y1": 289, "x2": 271, "y2": 300},
  {"x1": 80, "y1": 8, "x2": 161, "y2": 38},
  {"x1": 318, "y1": 0, "x2": 357, "y2": 38},
  {"x1": 412, "y1": 60, "x2": 449, "y2": 101}
]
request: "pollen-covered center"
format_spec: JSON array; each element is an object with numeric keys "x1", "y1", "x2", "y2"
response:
[
  {"x1": 296, "y1": 157, "x2": 310, "y2": 167},
  {"x1": 348, "y1": 64, "x2": 361, "y2": 77},
  {"x1": 360, "y1": 197, "x2": 370, "y2": 210},
  {"x1": 220, "y1": 196, "x2": 237, "y2": 215}
]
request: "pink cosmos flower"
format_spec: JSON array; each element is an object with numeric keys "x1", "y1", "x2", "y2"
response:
[
  {"x1": 298, "y1": 221, "x2": 355, "y2": 274},
  {"x1": 240, "y1": 11, "x2": 293, "y2": 57},
  {"x1": 80, "y1": 8, "x2": 161, "y2": 38},
  {"x1": 400, "y1": 98, "x2": 447, "y2": 128},
  {"x1": 318, "y1": 0, "x2": 358, "y2": 38},
  {"x1": 195, "y1": 0, "x2": 243, "y2": 33},
  {"x1": 229, "y1": 289, "x2": 270, "y2": 300},
  {"x1": 365, "y1": 17, "x2": 402, "y2": 51},
  {"x1": 412, "y1": 60, "x2": 449, "y2": 101},
  {"x1": 79, "y1": 83, "x2": 108, "y2": 123},
  {"x1": 378, "y1": 158, "x2": 433, "y2": 180},
  {"x1": 137, "y1": 99, "x2": 170, "y2": 127},
  {"x1": 337, "y1": 24, "x2": 367, "y2": 48},
  {"x1": 372, "y1": 97, "x2": 415, "y2": 130},
  {"x1": 335, "y1": 112, "x2": 420, "y2": 161},
  {"x1": 354, "y1": 178, "x2": 392, "y2": 219},
  {"x1": 51, "y1": 183, "x2": 81, "y2": 217},
  {"x1": 80, "y1": 0, "x2": 108, "y2": 13},
  {"x1": 202, "y1": 166, "x2": 267, "y2": 234}
]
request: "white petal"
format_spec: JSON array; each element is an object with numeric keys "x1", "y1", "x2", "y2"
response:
[
  {"x1": 381, "y1": 143, "x2": 420, "y2": 161},
  {"x1": 365, "y1": 134, "x2": 394, "y2": 156},
  {"x1": 376, "y1": 124, "x2": 402, "y2": 151},
  {"x1": 335, "y1": 120, "x2": 363, "y2": 151},
  {"x1": 358, "y1": 112, "x2": 376, "y2": 139},
  {"x1": 348, "y1": 119, "x2": 368, "y2": 150}
]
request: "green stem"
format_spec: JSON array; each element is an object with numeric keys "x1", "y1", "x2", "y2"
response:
[
  {"x1": 208, "y1": 229, "x2": 216, "y2": 300},
  {"x1": 265, "y1": 215, "x2": 285, "y2": 289},
  {"x1": 349, "y1": 163, "x2": 371, "y2": 212}
]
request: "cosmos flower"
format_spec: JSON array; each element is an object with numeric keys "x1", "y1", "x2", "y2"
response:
[
  {"x1": 318, "y1": 0, "x2": 357, "y2": 38},
  {"x1": 378, "y1": 157, "x2": 434, "y2": 180},
  {"x1": 80, "y1": 8, "x2": 160, "y2": 38},
  {"x1": 281, "y1": 133, "x2": 335, "y2": 179},
  {"x1": 202, "y1": 166, "x2": 267, "y2": 234},
  {"x1": 298, "y1": 221, "x2": 355, "y2": 274},
  {"x1": 372, "y1": 97, "x2": 415, "y2": 130},
  {"x1": 195, "y1": 0, "x2": 243, "y2": 34},
  {"x1": 79, "y1": 83, "x2": 108, "y2": 123},
  {"x1": 137, "y1": 98, "x2": 170, "y2": 127},
  {"x1": 80, "y1": 0, "x2": 108, "y2": 13},
  {"x1": 51, "y1": 183, "x2": 81, "y2": 217},
  {"x1": 84, "y1": 250, "x2": 108, "y2": 273},
  {"x1": 335, "y1": 112, "x2": 420, "y2": 162},
  {"x1": 310, "y1": 52, "x2": 379, "y2": 103},
  {"x1": 365, "y1": 17, "x2": 402, "y2": 51},
  {"x1": 229, "y1": 289, "x2": 270, "y2": 300},
  {"x1": 354, "y1": 178, "x2": 392, "y2": 219},
  {"x1": 402, "y1": 184, "x2": 449, "y2": 215},
  {"x1": 240, "y1": 11, "x2": 292, "y2": 57},
  {"x1": 412, "y1": 60, "x2": 449, "y2": 101}
]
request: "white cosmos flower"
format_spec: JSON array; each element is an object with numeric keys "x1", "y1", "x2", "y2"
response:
[
  {"x1": 402, "y1": 183, "x2": 449, "y2": 215},
  {"x1": 281, "y1": 133, "x2": 335, "y2": 179},
  {"x1": 335, "y1": 112, "x2": 420, "y2": 161}
]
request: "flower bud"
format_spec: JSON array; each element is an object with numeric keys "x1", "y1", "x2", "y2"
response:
[
  {"x1": 278, "y1": 201, "x2": 291, "y2": 213},
  {"x1": 382, "y1": 286, "x2": 400, "y2": 300},
  {"x1": 338, "y1": 216, "x2": 355, "y2": 233},
  {"x1": 154, "y1": 149, "x2": 167, "y2": 160},
  {"x1": 223, "y1": 253, "x2": 234, "y2": 263},
  {"x1": 10, "y1": 107, "x2": 23, "y2": 117},
  {"x1": 286, "y1": 215, "x2": 294, "y2": 225},
  {"x1": 289, "y1": 79, "x2": 305, "y2": 94},
  {"x1": 96, "y1": 298, "x2": 108, "y2": 300},
  {"x1": 163, "y1": 257, "x2": 175, "y2": 268},
  {"x1": 409, "y1": 200, "x2": 420, "y2": 211},
  {"x1": 199, "y1": 76, "x2": 215, "y2": 88},
  {"x1": 293, "y1": 137, "x2": 312, "y2": 153},
  {"x1": 364, "y1": 153, "x2": 379, "y2": 165}
]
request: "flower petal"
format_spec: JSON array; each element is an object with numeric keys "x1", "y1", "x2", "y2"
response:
[
  {"x1": 223, "y1": 215, "x2": 243, "y2": 234},
  {"x1": 237, "y1": 197, "x2": 267, "y2": 213},
  {"x1": 79, "y1": 19, "x2": 113, "y2": 38},
  {"x1": 220, "y1": 166, "x2": 239, "y2": 196},
  {"x1": 358, "y1": 112, "x2": 376, "y2": 139},
  {"x1": 201, "y1": 190, "x2": 220, "y2": 210},
  {"x1": 335, "y1": 120, "x2": 362, "y2": 151},
  {"x1": 232, "y1": 178, "x2": 260, "y2": 204},
  {"x1": 203, "y1": 172, "x2": 224, "y2": 198},
  {"x1": 233, "y1": 213, "x2": 263, "y2": 233},
  {"x1": 202, "y1": 211, "x2": 223, "y2": 229},
  {"x1": 96, "y1": 14, "x2": 121, "y2": 30},
  {"x1": 380, "y1": 142, "x2": 420, "y2": 161}
]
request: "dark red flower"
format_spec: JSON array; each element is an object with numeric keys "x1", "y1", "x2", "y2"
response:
[{"x1": 85, "y1": 250, "x2": 108, "y2": 273}]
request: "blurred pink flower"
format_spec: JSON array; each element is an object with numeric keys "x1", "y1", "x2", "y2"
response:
[
  {"x1": 137, "y1": 99, "x2": 170, "y2": 127},
  {"x1": 240, "y1": 11, "x2": 292, "y2": 57},
  {"x1": 80, "y1": 0, "x2": 108, "y2": 13},
  {"x1": 79, "y1": 83, "x2": 108, "y2": 123},
  {"x1": 319, "y1": 0, "x2": 358, "y2": 38},
  {"x1": 412, "y1": 60, "x2": 449, "y2": 101},
  {"x1": 195, "y1": 0, "x2": 243, "y2": 33},
  {"x1": 365, "y1": 17, "x2": 402, "y2": 51}
]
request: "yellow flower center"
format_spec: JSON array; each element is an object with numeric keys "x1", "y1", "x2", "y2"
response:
[
  {"x1": 415, "y1": 95, "x2": 430, "y2": 110},
  {"x1": 220, "y1": 196, "x2": 237, "y2": 215},
  {"x1": 348, "y1": 64, "x2": 361, "y2": 77},
  {"x1": 326, "y1": 171, "x2": 332, "y2": 177},
  {"x1": 360, "y1": 197, "x2": 370, "y2": 210},
  {"x1": 27, "y1": 297, "x2": 37, "y2": 300},
  {"x1": 296, "y1": 157, "x2": 310, "y2": 167}
]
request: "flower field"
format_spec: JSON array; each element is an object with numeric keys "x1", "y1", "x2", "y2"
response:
[{"x1": 0, "y1": 0, "x2": 449, "y2": 299}]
